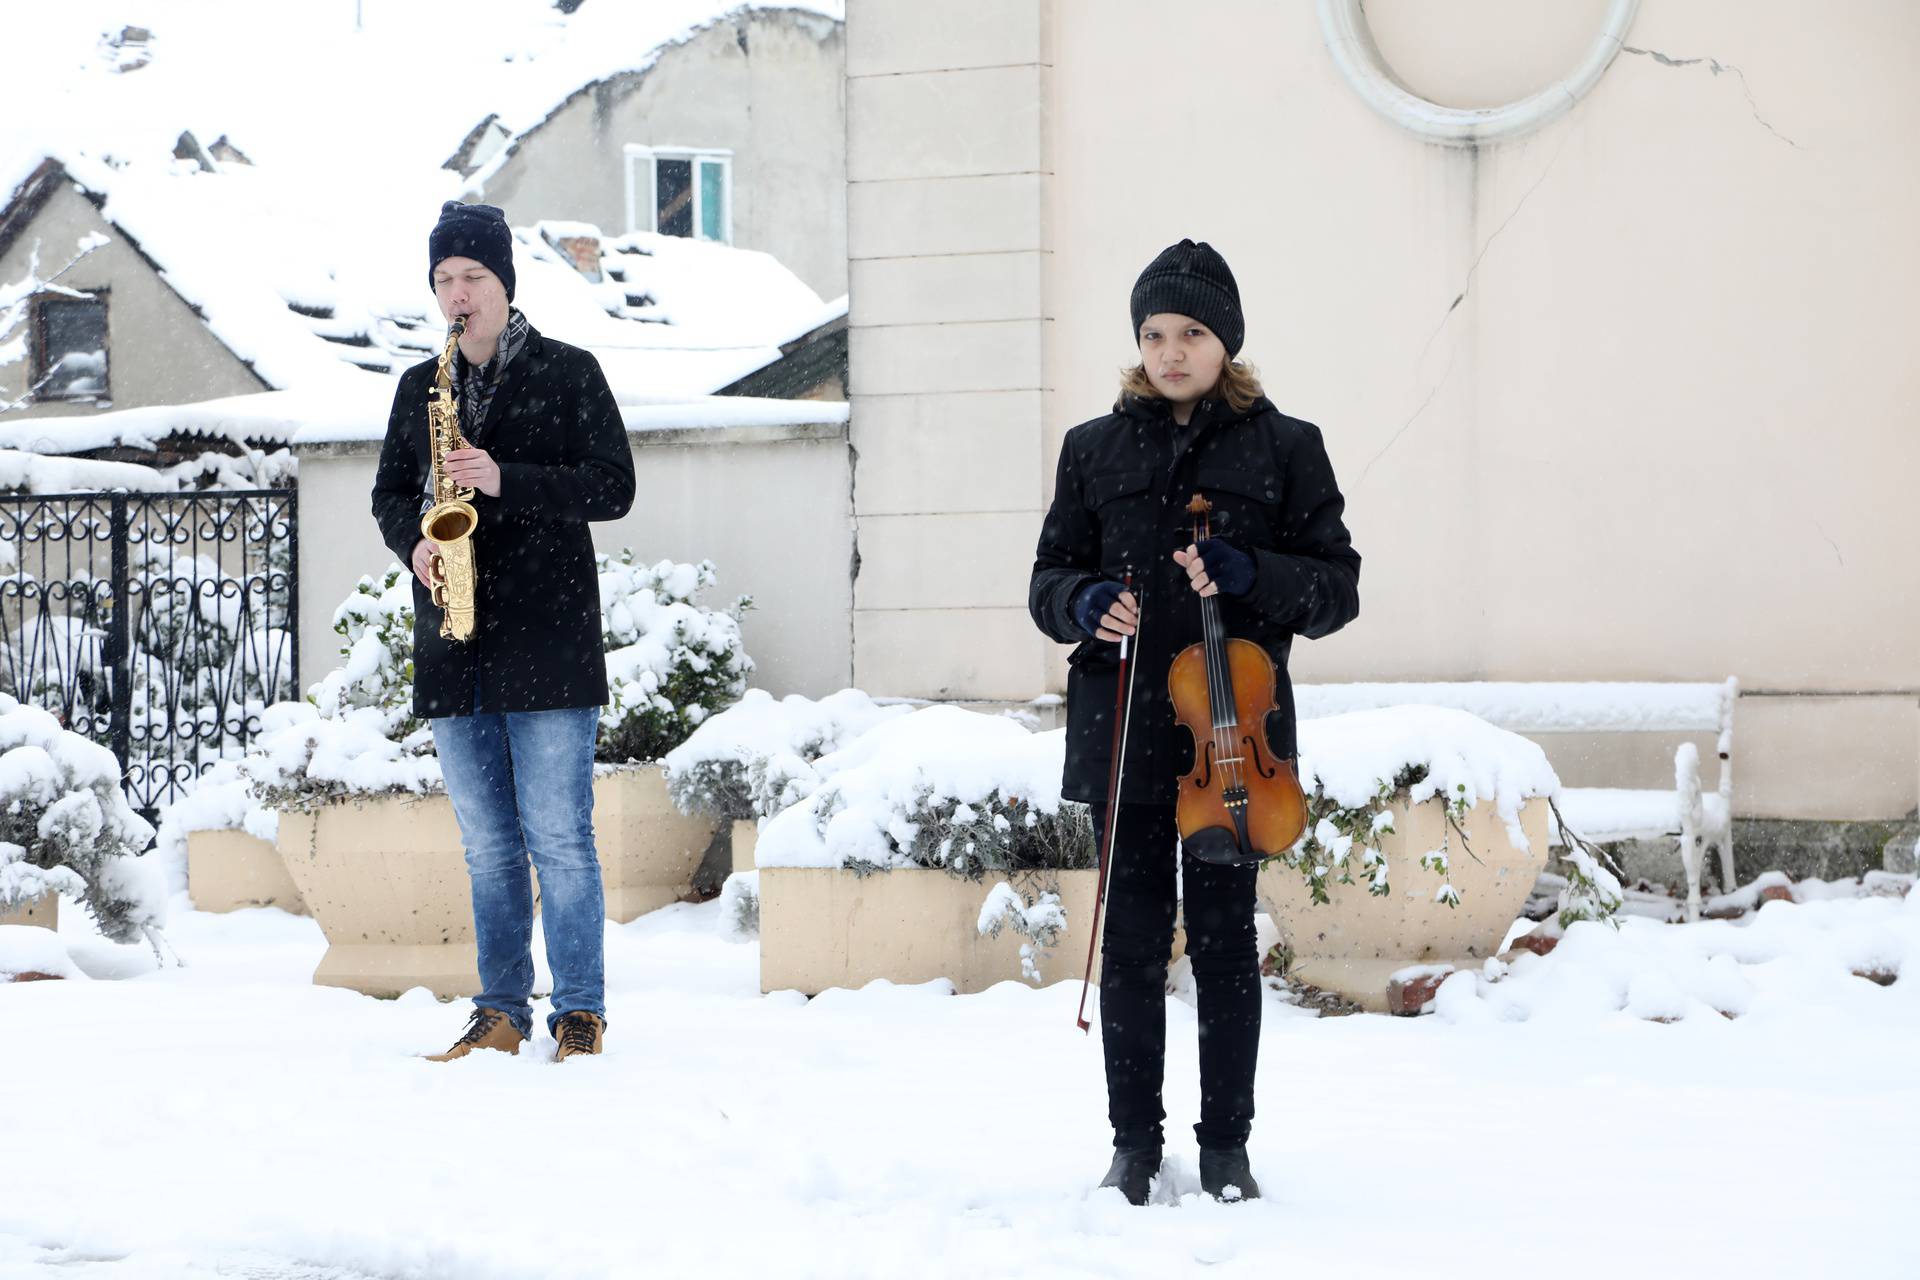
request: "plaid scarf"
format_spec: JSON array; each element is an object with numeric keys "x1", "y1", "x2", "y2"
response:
[{"x1": 454, "y1": 307, "x2": 530, "y2": 443}]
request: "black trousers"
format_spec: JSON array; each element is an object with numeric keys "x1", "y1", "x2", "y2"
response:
[{"x1": 1097, "y1": 801, "x2": 1261, "y2": 1152}]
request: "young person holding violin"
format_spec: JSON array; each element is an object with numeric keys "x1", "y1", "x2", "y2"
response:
[{"x1": 1028, "y1": 240, "x2": 1361, "y2": 1205}]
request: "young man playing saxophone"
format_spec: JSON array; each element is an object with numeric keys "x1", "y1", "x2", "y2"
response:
[{"x1": 371, "y1": 201, "x2": 636, "y2": 1062}]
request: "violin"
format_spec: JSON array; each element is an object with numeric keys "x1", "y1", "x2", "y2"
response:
[{"x1": 1168, "y1": 495, "x2": 1308, "y2": 865}]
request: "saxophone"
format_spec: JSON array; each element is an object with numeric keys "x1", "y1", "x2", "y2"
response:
[{"x1": 421, "y1": 317, "x2": 479, "y2": 641}]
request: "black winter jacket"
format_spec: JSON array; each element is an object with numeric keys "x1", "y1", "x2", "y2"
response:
[
  {"x1": 1029, "y1": 394, "x2": 1360, "y2": 804},
  {"x1": 371, "y1": 327, "x2": 636, "y2": 719}
]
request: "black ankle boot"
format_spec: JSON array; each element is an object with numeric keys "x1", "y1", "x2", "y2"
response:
[
  {"x1": 1199, "y1": 1146, "x2": 1260, "y2": 1202},
  {"x1": 1098, "y1": 1146, "x2": 1163, "y2": 1206}
]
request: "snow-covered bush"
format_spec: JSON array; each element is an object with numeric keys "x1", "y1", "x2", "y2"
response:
[
  {"x1": 662, "y1": 688, "x2": 911, "y2": 822},
  {"x1": 717, "y1": 869, "x2": 759, "y2": 942},
  {"x1": 240, "y1": 568, "x2": 437, "y2": 813},
  {"x1": 1556, "y1": 844, "x2": 1627, "y2": 929},
  {"x1": 756, "y1": 707, "x2": 1093, "y2": 879},
  {"x1": 0, "y1": 693, "x2": 162, "y2": 944},
  {"x1": 171, "y1": 553, "x2": 752, "y2": 829},
  {"x1": 755, "y1": 705, "x2": 1094, "y2": 983},
  {"x1": 1275, "y1": 706, "x2": 1568, "y2": 911},
  {"x1": 977, "y1": 880, "x2": 1067, "y2": 983},
  {"x1": 308, "y1": 565, "x2": 418, "y2": 733},
  {"x1": 597, "y1": 553, "x2": 752, "y2": 764}
]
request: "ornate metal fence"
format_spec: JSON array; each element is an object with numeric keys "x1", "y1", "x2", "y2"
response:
[{"x1": 0, "y1": 489, "x2": 298, "y2": 821}]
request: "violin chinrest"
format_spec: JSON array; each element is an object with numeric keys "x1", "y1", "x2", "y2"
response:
[{"x1": 1182, "y1": 825, "x2": 1267, "y2": 867}]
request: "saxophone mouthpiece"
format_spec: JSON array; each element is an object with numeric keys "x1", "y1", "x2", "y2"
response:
[{"x1": 450, "y1": 315, "x2": 467, "y2": 337}]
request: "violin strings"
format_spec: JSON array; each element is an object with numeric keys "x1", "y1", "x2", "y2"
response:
[{"x1": 1195, "y1": 506, "x2": 1247, "y2": 823}]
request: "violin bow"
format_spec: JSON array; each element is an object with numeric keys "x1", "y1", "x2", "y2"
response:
[{"x1": 1077, "y1": 568, "x2": 1143, "y2": 1033}]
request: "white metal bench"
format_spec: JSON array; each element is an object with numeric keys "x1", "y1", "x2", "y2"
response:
[{"x1": 1294, "y1": 679, "x2": 1738, "y2": 920}]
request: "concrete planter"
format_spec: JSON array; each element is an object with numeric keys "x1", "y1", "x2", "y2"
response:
[
  {"x1": 277, "y1": 792, "x2": 486, "y2": 999},
  {"x1": 731, "y1": 819, "x2": 759, "y2": 874},
  {"x1": 760, "y1": 866, "x2": 1101, "y2": 995},
  {"x1": 0, "y1": 892, "x2": 57, "y2": 930},
  {"x1": 595, "y1": 767, "x2": 719, "y2": 922},
  {"x1": 1258, "y1": 795, "x2": 1551, "y2": 1012},
  {"x1": 187, "y1": 829, "x2": 308, "y2": 915},
  {"x1": 277, "y1": 771, "x2": 714, "y2": 996}
]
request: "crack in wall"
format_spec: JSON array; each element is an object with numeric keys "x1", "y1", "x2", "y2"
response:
[
  {"x1": 1360, "y1": 342, "x2": 1458, "y2": 484},
  {"x1": 1368, "y1": 130, "x2": 1571, "y2": 484},
  {"x1": 1417, "y1": 128, "x2": 1572, "y2": 370},
  {"x1": 1814, "y1": 520, "x2": 1844, "y2": 569},
  {"x1": 1621, "y1": 46, "x2": 1803, "y2": 149}
]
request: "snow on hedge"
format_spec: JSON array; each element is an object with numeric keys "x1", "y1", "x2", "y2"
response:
[
  {"x1": 754, "y1": 706, "x2": 1085, "y2": 876},
  {"x1": 1296, "y1": 706, "x2": 1560, "y2": 848},
  {"x1": 597, "y1": 553, "x2": 752, "y2": 765},
  {"x1": 1277, "y1": 706, "x2": 1565, "y2": 909},
  {"x1": 0, "y1": 694, "x2": 162, "y2": 944},
  {"x1": 662, "y1": 687, "x2": 911, "y2": 821},
  {"x1": 162, "y1": 553, "x2": 750, "y2": 863}
]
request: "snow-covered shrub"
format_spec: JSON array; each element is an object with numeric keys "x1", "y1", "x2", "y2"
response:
[
  {"x1": 756, "y1": 705, "x2": 1095, "y2": 982},
  {"x1": 717, "y1": 869, "x2": 759, "y2": 942},
  {"x1": 977, "y1": 880, "x2": 1067, "y2": 982},
  {"x1": 756, "y1": 706, "x2": 1095, "y2": 879},
  {"x1": 242, "y1": 568, "x2": 437, "y2": 812},
  {"x1": 309, "y1": 566, "x2": 418, "y2": 733},
  {"x1": 662, "y1": 688, "x2": 911, "y2": 822},
  {"x1": 1557, "y1": 844, "x2": 1627, "y2": 929},
  {"x1": 0, "y1": 693, "x2": 161, "y2": 944},
  {"x1": 179, "y1": 553, "x2": 753, "y2": 822},
  {"x1": 1276, "y1": 706, "x2": 1566, "y2": 911},
  {"x1": 597, "y1": 553, "x2": 752, "y2": 764}
]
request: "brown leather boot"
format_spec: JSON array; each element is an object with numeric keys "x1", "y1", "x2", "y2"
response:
[
  {"x1": 553, "y1": 1011, "x2": 605, "y2": 1061},
  {"x1": 424, "y1": 1007, "x2": 526, "y2": 1062}
]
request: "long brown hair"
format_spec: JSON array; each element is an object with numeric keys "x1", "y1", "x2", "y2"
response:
[{"x1": 1119, "y1": 357, "x2": 1264, "y2": 413}]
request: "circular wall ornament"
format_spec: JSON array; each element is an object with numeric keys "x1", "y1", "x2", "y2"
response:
[{"x1": 1317, "y1": 0, "x2": 1641, "y2": 145}]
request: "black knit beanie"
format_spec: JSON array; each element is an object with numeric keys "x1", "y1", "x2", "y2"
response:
[
  {"x1": 1129, "y1": 239, "x2": 1243, "y2": 357},
  {"x1": 428, "y1": 201, "x2": 516, "y2": 301}
]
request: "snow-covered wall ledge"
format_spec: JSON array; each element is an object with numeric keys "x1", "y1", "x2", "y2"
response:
[
  {"x1": 1316, "y1": 0, "x2": 1639, "y2": 145},
  {"x1": 295, "y1": 415, "x2": 848, "y2": 460},
  {"x1": 293, "y1": 396, "x2": 850, "y2": 458}
]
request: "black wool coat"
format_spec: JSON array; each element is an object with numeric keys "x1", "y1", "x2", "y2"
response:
[
  {"x1": 371, "y1": 327, "x2": 636, "y2": 719},
  {"x1": 1029, "y1": 394, "x2": 1361, "y2": 805}
]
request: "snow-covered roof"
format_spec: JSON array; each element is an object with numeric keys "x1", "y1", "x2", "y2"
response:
[
  {"x1": 0, "y1": 1, "x2": 847, "y2": 407},
  {"x1": 1, "y1": 2, "x2": 843, "y2": 186}
]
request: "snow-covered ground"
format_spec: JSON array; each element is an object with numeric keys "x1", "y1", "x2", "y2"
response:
[{"x1": 3, "y1": 889, "x2": 1917, "y2": 1280}]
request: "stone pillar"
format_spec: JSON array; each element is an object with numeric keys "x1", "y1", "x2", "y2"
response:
[{"x1": 845, "y1": 0, "x2": 1054, "y2": 701}]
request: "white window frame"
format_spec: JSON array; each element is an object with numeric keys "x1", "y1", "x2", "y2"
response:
[{"x1": 623, "y1": 145, "x2": 733, "y2": 244}]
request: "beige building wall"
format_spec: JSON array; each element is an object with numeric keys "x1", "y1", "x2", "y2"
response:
[
  {"x1": 844, "y1": 0, "x2": 1055, "y2": 701},
  {"x1": 480, "y1": 9, "x2": 849, "y2": 300},
  {"x1": 295, "y1": 422, "x2": 853, "y2": 703},
  {"x1": 0, "y1": 181, "x2": 266, "y2": 421},
  {"x1": 847, "y1": 0, "x2": 1919, "y2": 822}
]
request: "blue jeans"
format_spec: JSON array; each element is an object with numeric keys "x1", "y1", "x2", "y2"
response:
[{"x1": 431, "y1": 702, "x2": 605, "y2": 1038}]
